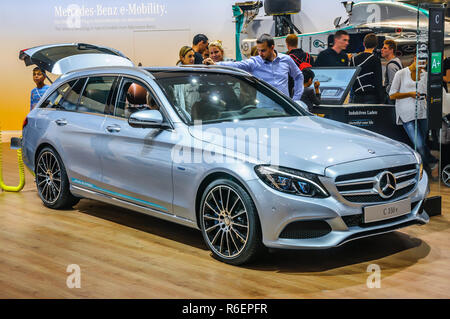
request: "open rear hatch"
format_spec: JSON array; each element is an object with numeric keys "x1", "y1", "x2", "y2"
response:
[{"x1": 19, "y1": 43, "x2": 134, "y2": 75}]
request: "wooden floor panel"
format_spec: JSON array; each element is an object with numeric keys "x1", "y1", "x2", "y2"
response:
[{"x1": 0, "y1": 143, "x2": 449, "y2": 298}]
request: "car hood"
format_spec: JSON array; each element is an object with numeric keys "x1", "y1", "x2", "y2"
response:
[{"x1": 188, "y1": 116, "x2": 411, "y2": 175}]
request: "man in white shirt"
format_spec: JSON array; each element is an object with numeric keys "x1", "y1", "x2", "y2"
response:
[{"x1": 381, "y1": 40, "x2": 402, "y2": 104}]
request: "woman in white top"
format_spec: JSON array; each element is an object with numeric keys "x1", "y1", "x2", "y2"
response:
[{"x1": 389, "y1": 56, "x2": 438, "y2": 171}]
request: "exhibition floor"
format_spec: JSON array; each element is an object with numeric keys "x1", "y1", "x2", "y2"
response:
[{"x1": 0, "y1": 142, "x2": 449, "y2": 298}]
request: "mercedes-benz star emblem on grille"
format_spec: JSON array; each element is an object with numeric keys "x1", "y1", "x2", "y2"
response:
[
  {"x1": 368, "y1": 149, "x2": 375, "y2": 154},
  {"x1": 376, "y1": 171, "x2": 397, "y2": 198}
]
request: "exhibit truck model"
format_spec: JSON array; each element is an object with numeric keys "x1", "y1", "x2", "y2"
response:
[{"x1": 19, "y1": 43, "x2": 429, "y2": 265}]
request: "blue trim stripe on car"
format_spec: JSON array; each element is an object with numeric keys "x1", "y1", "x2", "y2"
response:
[{"x1": 71, "y1": 178, "x2": 168, "y2": 211}]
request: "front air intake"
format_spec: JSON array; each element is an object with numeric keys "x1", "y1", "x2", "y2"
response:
[{"x1": 279, "y1": 220, "x2": 331, "y2": 239}]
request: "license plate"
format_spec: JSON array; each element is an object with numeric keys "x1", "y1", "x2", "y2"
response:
[{"x1": 364, "y1": 198, "x2": 411, "y2": 223}]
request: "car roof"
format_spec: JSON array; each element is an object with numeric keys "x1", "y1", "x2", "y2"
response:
[
  {"x1": 144, "y1": 65, "x2": 251, "y2": 77},
  {"x1": 57, "y1": 64, "x2": 250, "y2": 83}
]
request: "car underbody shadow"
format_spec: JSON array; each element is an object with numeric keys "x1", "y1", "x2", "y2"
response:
[
  {"x1": 74, "y1": 198, "x2": 208, "y2": 251},
  {"x1": 249, "y1": 231, "x2": 430, "y2": 273},
  {"x1": 73, "y1": 199, "x2": 431, "y2": 273}
]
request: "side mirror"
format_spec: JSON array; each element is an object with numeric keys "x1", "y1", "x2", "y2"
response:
[
  {"x1": 128, "y1": 110, "x2": 165, "y2": 128},
  {"x1": 333, "y1": 17, "x2": 341, "y2": 28}
]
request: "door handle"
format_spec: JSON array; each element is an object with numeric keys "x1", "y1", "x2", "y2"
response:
[
  {"x1": 106, "y1": 124, "x2": 121, "y2": 133},
  {"x1": 55, "y1": 119, "x2": 67, "y2": 126}
]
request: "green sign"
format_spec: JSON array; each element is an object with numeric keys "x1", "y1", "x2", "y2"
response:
[{"x1": 431, "y1": 52, "x2": 442, "y2": 74}]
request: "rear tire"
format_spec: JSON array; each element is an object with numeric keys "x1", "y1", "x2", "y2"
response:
[
  {"x1": 199, "y1": 179, "x2": 265, "y2": 265},
  {"x1": 35, "y1": 147, "x2": 80, "y2": 209}
]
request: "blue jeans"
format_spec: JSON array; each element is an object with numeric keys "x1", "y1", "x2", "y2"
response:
[{"x1": 402, "y1": 119, "x2": 437, "y2": 166}]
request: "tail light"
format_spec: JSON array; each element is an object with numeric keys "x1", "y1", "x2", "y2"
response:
[{"x1": 22, "y1": 117, "x2": 28, "y2": 129}]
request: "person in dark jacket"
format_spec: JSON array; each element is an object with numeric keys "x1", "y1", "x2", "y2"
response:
[
  {"x1": 286, "y1": 33, "x2": 314, "y2": 97},
  {"x1": 314, "y1": 30, "x2": 349, "y2": 67},
  {"x1": 300, "y1": 68, "x2": 321, "y2": 111},
  {"x1": 350, "y1": 33, "x2": 384, "y2": 104},
  {"x1": 192, "y1": 34, "x2": 209, "y2": 65}
]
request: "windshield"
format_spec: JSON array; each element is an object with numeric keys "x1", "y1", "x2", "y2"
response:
[{"x1": 151, "y1": 71, "x2": 306, "y2": 125}]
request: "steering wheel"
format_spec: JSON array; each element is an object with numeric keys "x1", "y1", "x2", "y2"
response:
[{"x1": 240, "y1": 105, "x2": 257, "y2": 114}]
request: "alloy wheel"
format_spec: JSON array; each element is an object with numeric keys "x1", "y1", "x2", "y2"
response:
[
  {"x1": 36, "y1": 151, "x2": 62, "y2": 204},
  {"x1": 443, "y1": 164, "x2": 450, "y2": 187},
  {"x1": 202, "y1": 185, "x2": 249, "y2": 259}
]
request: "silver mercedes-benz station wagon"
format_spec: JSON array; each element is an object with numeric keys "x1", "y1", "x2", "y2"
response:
[{"x1": 19, "y1": 43, "x2": 429, "y2": 265}]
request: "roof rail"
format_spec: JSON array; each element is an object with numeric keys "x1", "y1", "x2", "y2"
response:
[{"x1": 178, "y1": 64, "x2": 251, "y2": 76}]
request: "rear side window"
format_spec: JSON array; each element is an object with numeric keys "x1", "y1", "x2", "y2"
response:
[
  {"x1": 40, "y1": 80, "x2": 76, "y2": 109},
  {"x1": 78, "y1": 76, "x2": 116, "y2": 114},
  {"x1": 60, "y1": 78, "x2": 87, "y2": 111}
]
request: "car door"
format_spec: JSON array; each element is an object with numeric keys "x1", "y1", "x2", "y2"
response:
[
  {"x1": 99, "y1": 76, "x2": 174, "y2": 215},
  {"x1": 43, "y1": 76, "x2": 119, "y2": 187}
]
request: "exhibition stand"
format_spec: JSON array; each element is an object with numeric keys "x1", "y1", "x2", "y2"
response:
[{"x1": 313, "y1": 103, "x2": 411, "y2": 145}]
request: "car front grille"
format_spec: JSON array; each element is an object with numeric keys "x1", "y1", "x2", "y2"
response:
[{"x1": 335, "y1": 164, "x2": 418, "y2": 203}]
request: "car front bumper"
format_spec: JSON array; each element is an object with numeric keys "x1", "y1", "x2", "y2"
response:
[{"x1": 246, "y1": 170, "x2": 429, "y2": 250}]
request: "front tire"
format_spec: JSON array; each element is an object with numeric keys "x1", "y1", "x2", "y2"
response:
[
  {"x1": 35, "y1": 147, "x2": 80, "y2": 209},
  {"x1": 200, "y1": 179, "x2": 264, "y2": 265}
]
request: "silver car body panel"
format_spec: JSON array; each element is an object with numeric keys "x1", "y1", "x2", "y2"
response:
[{"x1": 22, "y1": 63, "x2": 430, "y2": 250}]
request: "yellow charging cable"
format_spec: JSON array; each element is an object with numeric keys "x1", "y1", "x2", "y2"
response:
[{"x1": 0, "y1": 128, "x2": 26, "y2": 192}]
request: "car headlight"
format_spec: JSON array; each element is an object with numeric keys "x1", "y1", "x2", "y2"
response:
[
  {"x1": 254, "y1": 165, "x2": 329, "y2": 198},
  {"x1": 413, "y1": 150, "x2": 423, "y2": 180}
]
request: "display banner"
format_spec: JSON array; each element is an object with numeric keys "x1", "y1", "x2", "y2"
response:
[
  {"x1": 427, "y1": 6, "x2": 445, "y2": 130},
  {"x1": 0, "y1": 0, "x2": 236, "y2": 131}
]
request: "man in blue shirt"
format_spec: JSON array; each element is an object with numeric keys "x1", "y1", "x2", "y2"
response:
[
  {"x1": 30, "y1": 67, "x2": 50, "y2": 111},
  {"x1": 204, "y1": 34, "x2": 304, "y2": 100}
]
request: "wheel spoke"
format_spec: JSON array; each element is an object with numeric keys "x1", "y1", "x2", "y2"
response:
[
  {"x1": 229, "y1": 197, "x2": 240, "y2": 214},
  {"x1": 219, "y1": 230, "x2": 225, "y2": 254},
  {"x1": 49, "y1": 183, "x2": 57, "y2": 200},
  {"x1": 38, "y1": 179, "x2": 47, "y2": 186},
  {"x1": 210, "y1": 192, "x2": 221, "y2": 213},
  {"x1": 226, "y1": 232, "x2": 231, "y2": 256},
  {"x1": 206, "y1": 223, "x2": 220, "y2": 233},
  {"x1": 205, "y1": 202, "x2": 220, "y2": 216},
  {"x1": 210, "y1": 228, "x2": 222, "y2": 245},
  {"x1": 231, "y1": 210, "x2": 246, "y2": 220},
  {"x1": 37, "y1": 163, "x2": 46, "y2": 174},
  {"x1": 45, "y1": 153, "x2": 50, "y2": 172},
  {"x1": 225, "y1": 188, "x2": 230, "y2": 212},
  {"x1": 204, "y1": 215, "x2": 220, "y2": 221},
  {"x1": 42, "y1": 183, "x2": 49, "y2": 201},
  {"x1": 229, "y1": 230, "x2": 239, "y2": 253},
  {"x1": 231, "y1": 221, "x2": 248, "y2": 228},
  {"x1": 231, "y1": 227, "x2": 246, "y2": 242},
  {"x1": 218, "y1": 187, "x2": 225, "y2": 211},
  {"x1": 51, "y1": 157, "x2": 57, "y2": 171}
]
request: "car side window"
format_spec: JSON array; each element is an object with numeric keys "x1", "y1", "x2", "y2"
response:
[
  {"x1": 40, "y1": 80, "x2": 76, "y2": 109},
  {"x1": 78, "y1": 76, "x2": 116, "y2": 114},
  {"x1": 60, "y1": 78, "x2": 87, "y2": 111},
  {"x1": 114, "y1": 78, "x2": 160, "y2": 119}
]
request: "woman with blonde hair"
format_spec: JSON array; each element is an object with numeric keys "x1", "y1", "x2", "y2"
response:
[
  {"x1": 177, "y1": 46, "x2": 195, "y2": 65},
  {"x1": 208, "y1": 40, "x2": 233, "y2": 63}
]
